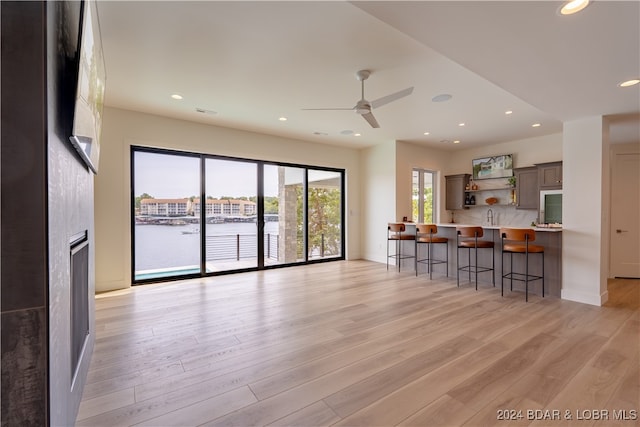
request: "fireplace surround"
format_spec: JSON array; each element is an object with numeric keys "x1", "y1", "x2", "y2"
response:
[{"x1": 70, "y1": 232, "x2": 89, "y2": 388}]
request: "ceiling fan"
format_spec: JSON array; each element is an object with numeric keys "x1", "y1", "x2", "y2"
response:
[{"x1": 302, "y1": 70, "x2": 414, "y2": 128}]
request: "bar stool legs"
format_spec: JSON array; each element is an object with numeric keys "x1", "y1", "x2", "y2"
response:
[
  {"x1": 415, "y1": 224, "x2": 449, "y2": 279},
  {"x1": 500, "y1": 228, "x2": 545, "y2": 302},
  {"x1": 456, "y1": 227, "x2": 495, "y2": 290},
  {"x1": 387, "y1": 222, "x2": 416, "y2": 272}
]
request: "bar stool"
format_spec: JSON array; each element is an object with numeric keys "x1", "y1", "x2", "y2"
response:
[
  {"x1": 500, "y1": 228, "x2": 544, "y2": 302},
  {"x1": 387, "y1": 222, "x2": 415, "y2": 272},
  {"x1": 456, "y1": 226, "x2": 495, "y2": 289},
  {"x1": 415, "y1": 224, "x2": 448, "y2": 279}
]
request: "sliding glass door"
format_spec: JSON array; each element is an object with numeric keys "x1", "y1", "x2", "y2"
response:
[
  {"x1": 132, "y1": 146, "x2": 345, "y2": 283},
  {"x1": 132, "y1": 150, "x2": 201, "y2": 281},
  {"x1": 204, "y1": 158, "x2": 258, "y2": 273},
  {"x1": 263, "y1": 164, "x2": 305, "y2": 266},
  {"x1": 308, "y1": 169, "x2": 343, "y2": 259}
]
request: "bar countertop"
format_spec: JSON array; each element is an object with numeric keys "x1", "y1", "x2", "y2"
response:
[{"x1": 434, "y1": 223, "x2": 563, "y2": 232}]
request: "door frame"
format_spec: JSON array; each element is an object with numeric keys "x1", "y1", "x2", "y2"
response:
[
  {"x1": 131, "y1": 146, "x2": 345, "y2": 284},
  {"x1": 609, "y1": 143, "x2": 640, "y2": 278}
]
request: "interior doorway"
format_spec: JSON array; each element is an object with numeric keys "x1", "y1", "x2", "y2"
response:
[{"x1": 610, "y1": 146, "x2": 640, "y2": 278}]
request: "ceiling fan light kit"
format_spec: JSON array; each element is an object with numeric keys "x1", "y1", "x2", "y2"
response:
[{"x1": 303, "y1": 69, "x2": 414, "y2": 129}]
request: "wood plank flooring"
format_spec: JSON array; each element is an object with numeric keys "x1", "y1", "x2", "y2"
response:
[{"x1": 78, "y1": 261, "x2": 640, "y2": 426}]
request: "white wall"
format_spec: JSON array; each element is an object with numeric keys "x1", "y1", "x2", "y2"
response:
[
  {"x1": 562, "y1": 117, "x2": 609, "y2": 306},
  {"x1": 395, "y1": 141, "x2": 452, "y2": 223},
  {"x1": 445, "y1": 133, "x2": 563, "y2": 174},
  {"x1": 360, "y1": 141, "x2": 398, "y2": 263},
  {"x1": 95, "y1": 107, "x2": 362, "y2": 292}
]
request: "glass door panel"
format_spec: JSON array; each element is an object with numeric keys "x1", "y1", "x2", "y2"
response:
[
  {"x1": 263, "y1": 165, "x2": 305, "y2": 266},
  {"x1": 133, "y1": 151, "x2": 201, "y2": 281},
  {"x1": 204, "y1": 158, "x2": 258, "y2": 273},
  {"x1": 307, "y1": 169, "x2": 343, "y2": 260}
]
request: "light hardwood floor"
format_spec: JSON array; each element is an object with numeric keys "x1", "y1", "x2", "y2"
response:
[{"x1": 78, "y1": 261, "x2": 639, "y2": 426}]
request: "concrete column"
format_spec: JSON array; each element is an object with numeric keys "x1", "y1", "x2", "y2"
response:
[
  {"x1": 562, "y1": 116, "x2": 610, "y2": 306},
  {"x1": 278, "y1": 167, "x2": 300, "y2": 262}
]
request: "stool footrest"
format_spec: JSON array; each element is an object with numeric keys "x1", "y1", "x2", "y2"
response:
[
  {"x1": 416, "y1": 258, "x2": 447, "y2": 266},
  {"x1": 389, "y1": 254, "x2": 415, "y2": 263},
  {"x1": 459, "y1": 265, "x2": 494, "y2": 274},
  {"x1": 502, "y1": 272, "x2": 543, "y2": 282}
]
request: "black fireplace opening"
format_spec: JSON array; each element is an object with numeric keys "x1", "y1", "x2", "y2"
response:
[{"x1": 70, "y1": 231, "x2": 89, "y2": 386}]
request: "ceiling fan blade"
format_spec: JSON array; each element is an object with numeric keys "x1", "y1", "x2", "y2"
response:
[
  {"x1": 370, "y1": 87, "x2": 414, "y2": 109},
  {"x1": 301, "y1": 107, "x2": 354, "y2": 111},
  {"x1": 361, "y1": 112, "x2": 380, "y2": 128}
]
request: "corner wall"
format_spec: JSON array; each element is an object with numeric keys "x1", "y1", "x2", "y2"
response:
[
  {"x1": 47, "y1": 2, "x2": 96, "y2": 424},
  {"x1": 360, "y1": 141, "x2": 398, "y2": 263},
  {"x1": 562, "y1": 117, "x2": 610, "y2": 306},
  {"x1": 1, "y1": 2, "x2": 94, "y2": 425},
  {"x1": 95, "y1": 107, "x2": 362, "y2": 292},
  {"x1": 1, "y1": 3, "x2": 49, "y2": 423}
]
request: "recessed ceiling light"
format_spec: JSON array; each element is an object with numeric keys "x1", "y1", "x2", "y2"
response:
[
  {"x1": 532, "y1": 123, "x2": 541, "y2": 127},
  {"x1": 458, "y1": 123, "x2": 465, "y2": 127},
  {"x1": 279, "y1": 117, "x2": 287, "y2": 121},
  {"x1": 505, "y1": 110, "x2": 513, "y2": 115},
  {"x1": 618, "y1": 79, "x2": 640, "y2": 87},
  {"x1": 171, "y1": 94, "x2": 183, "y2": 100},
  {"x1": 423, "y1": 132, "x2": 430, "y2": 136},
  {"x1": 312, "y1": 131, "x2": 328, "y2": 136},
  {"x1": 354, "y1": 133, "x2": 361, "y2": 137},
  {"x1": 340, "y1": 130, "x2": 354, "y2": 135},
  {"x1": 432, "y1": 94, "x2": 452, "y2": 103},
  {"x1": 559, "y1": 0, "x2": 590, "y2": 15},
  {"x1": 453, "y1": 140, "x2": 461, "y2": 144},
  {"x1": 440, "y1": 139, "x2": 450, "y2": 143}
]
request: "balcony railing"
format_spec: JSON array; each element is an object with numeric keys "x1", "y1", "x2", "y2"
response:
[{"x1": 204, "y1": 233, "x2": 339, "y2": 261}]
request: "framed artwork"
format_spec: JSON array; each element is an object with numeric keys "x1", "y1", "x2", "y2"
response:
[{"x1": 472, "y1": 154, "x2": 513, "y2": 180}]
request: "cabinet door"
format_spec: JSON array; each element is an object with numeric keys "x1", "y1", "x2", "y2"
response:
[
  {"x1": 445, "y1": 174, "x2": 469, "y2": 210},
  {"x1": 515, "y1": 167, "x2": 538, "y2": 210},
  {"x1": 539, "y1": 163, "x2": 563, "y2": 189}
]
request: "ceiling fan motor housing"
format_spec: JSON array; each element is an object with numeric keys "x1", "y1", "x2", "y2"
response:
[
  {"x1": 355, "y1": 100, "x2": 371, "y2": 114},
  {"x1": 355, "y1": 69, "x2": 371, "y2": 81}
]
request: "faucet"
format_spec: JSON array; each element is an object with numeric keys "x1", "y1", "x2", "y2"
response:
[{"x1": 487, "y1": 208, "x2": 494, "y2": 226}]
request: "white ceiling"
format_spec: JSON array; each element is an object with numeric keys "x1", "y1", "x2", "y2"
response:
[{"x1": 97, "y1": 1, "x2": 640, "y2": 151}]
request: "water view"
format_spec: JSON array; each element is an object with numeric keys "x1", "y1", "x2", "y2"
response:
[{"x1": 135, "y1": 221, "x2": 279, "y2": 272}]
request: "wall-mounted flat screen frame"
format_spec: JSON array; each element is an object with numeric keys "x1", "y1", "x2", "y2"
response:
[
  {"x1": 472, "y1": 154, "x2": 513, "y2": 180},
  {"x1": 69, "y1": 0, "x2": 106, "y2": 174}
]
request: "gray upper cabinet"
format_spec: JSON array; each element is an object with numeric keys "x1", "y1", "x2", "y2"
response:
[
  {"x1": 445, "y1": 174, "x2": 470, "y2": 210},
  {"x1": 514, "y1": 167, "x2": 538, "y2": 210},
  {"x1": 538, "y1": 161, "x2": 563, "y2": 189}
]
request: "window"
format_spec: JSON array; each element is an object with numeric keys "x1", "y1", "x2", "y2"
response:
[
  {"x1": 412, "y1": 169, "x2": 437, "y2": 223},
  {"x1": 131, "y1": 146, "x2": 345, "y2": 283}
]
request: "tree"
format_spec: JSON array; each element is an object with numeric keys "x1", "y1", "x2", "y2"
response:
[
  {"x1": 412, "y1": 187, "x2": 433, "y2": 222},
  {"x1": 300, "y1": 187, "x2": 341, "y2": 258},
  {"x1": 264, "y1": 196, "x2": 279, "y2": 214},
  {"x1": 135, "y1": 193, "x2": 154, "y2": 209}
]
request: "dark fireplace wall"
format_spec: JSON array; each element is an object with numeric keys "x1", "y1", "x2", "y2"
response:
[{"x1": 1, "y1": 1, "x2": 95, "y2": 425}]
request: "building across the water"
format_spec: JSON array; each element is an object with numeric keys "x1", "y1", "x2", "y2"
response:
[{"x1": 139, "y1": 198, "x2": 256, "y2": 217}]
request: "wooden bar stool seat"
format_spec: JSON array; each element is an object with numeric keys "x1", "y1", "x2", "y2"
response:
[
  {"x1": 500, "y1": 228, "x2": 545, "y2": 302},
  {"x1": 415, "y1": 224, "x2": 449, "y2": 279},
  {"x1": 456, "y1": 226, "x2": 495, "y2": 289},
  {"x1": 387, "y1": 222, "x2": 415, "y2": 272}
]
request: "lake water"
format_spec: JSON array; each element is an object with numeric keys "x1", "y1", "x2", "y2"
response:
[{"x1": 135, "y1": 221, "x2": 279, "y2": 272}]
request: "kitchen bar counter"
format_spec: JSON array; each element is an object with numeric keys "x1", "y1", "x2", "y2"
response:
[
  {"x1": 435, "y1": 223, "x2": 562, "y2": 232},
  {"x1": 403, "y1": 223, "x2": 562, "y2": 298}
]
